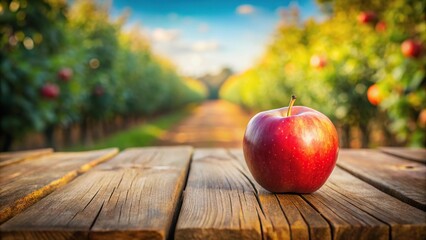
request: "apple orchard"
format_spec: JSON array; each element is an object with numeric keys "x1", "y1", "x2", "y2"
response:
[
  {"x1": 221, "y1": 0, "x2": 425, "y2": 147},
  {"x1": 0, "y1": 0, "x2": 206, "y2": 150},
  {"x1": 1, "y1": 0, "x2": 425, "y2": 150}
]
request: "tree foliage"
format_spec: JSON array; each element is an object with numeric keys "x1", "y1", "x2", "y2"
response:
[
  {"x1": 220, "y1": 0, "x2": 425, "y2": 147},
  {"x1": 0, "y1": 0, "x2": 206, "y2": 150}
]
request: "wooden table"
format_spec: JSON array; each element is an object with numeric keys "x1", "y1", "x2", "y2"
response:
[{"x1": 0, "y1": 147, "x2": 425, "y2": 240}]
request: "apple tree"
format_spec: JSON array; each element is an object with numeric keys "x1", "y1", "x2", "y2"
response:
[
  {"x1": 372, "y1": 0, "x2": 425, "y2": 146},
  {"x1": 220, "y1": 0, "x2": 425, "y2": 147},
  {"x1": 0, "y1": 0, "x2": 67, "y2": 150}
]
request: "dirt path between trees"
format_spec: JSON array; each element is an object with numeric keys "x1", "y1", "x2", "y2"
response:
[{"x1": 157, "y1": 100, "x2": 253, "y2": 148}]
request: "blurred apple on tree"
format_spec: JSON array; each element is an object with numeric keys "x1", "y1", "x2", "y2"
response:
[
  {"x1": 310, "y1": 55, "x2": 327, "y2": 69},
  {"x1": 367, "y1": 84, "x2": 383, "y2": 106},
  {"x1": 57, "y1": 68, "x2": 73, "y2": 82},
  {"x1": 375, "y1": 21, "x2": 386, "y2": 32},
  {"x1": 419, "y1": 109, "x2": 426, "y2": 128},
  {"x1": 401, "y1": 40, "x2": 422, "y2": 58},
  {"x1": 40, "y1": 84, "x2": 60, "y2": 100},
  {"x1": 357, "y1": 11, "x2": 376, "y2": 25}
]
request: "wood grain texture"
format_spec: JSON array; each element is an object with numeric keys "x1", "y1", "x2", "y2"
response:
[
  {"x1": 2, "y1": 147, "x2": 425, "y2": 240},
  {"x1": 231, "y1": 148, "x2": 426, "y2": 240},
  {"x1": 176, "y1": 149, "x2": 331, "y2": 240},
  {"x1": 229, "y1": 149, "x2": 331, "y2": 240},
  {"x1": 337, "y1": 149, "x2": 426, "y2": 210},
  {"x1": 379, "y1": 147, "x2": 426, "y2": 163},
  {"x1": 0, "y1": 148, "x2": 53, "y2": 168},
  {"x1": 303, "y1": 167, "x2": 426, "y2": 240},
  {"x1": 0, "y1": 148, "x2": 118, "y2": 225},
  {"x1": 175, "y1": 148, "x2": 264, "y2": 240},
  {"x1": 0, "y1": 146, "x2": 193, "y2": 240}
]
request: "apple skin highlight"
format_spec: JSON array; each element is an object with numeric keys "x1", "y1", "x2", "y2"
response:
[{"x1": 243, "y1": 106, "x2": 339, "y2": 193}]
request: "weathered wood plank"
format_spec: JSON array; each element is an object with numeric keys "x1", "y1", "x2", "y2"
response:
[
  {"x1": 303, "y1": 167, "x2": 426, "y2": 240},
  {"x1": 231, "y1": 148, "x2": 426, "y2": 240},
  {"x1": 0, "y1": 146, "x2": 193, "y2": 240},
  {"x1": 0, "y1": 148, "x2": 118, "y2": 225},
  {"x1": 228, "y1": 149, "x2": 331, "y2": 240},
  {"x1": 379, "y1": 147, "x2": 426, "y2": 163},
  {"x1": 0, "y1": 148, "x2": 53, "y2": 167},
  {"x1": 175, "y1": 149, "x2": 264, "y2": 240},
  {"x1": 90, "y1": 146, "x2": 193, "y2": 240},
  {"x1": 337, "y1": 149, "x2": 426, "y2": 210},
  {"x1": 176, "y1": 149, "x2": 331, "y2": 240}
]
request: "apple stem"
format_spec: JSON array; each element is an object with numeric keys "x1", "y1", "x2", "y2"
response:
[{"x1": 286, "y1": 95, "x2": 297, "y2": 117}]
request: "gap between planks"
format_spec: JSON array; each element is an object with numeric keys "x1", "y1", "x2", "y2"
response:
[{"x1": 166, "y1": 146, "x2": 195, "y2": 240}]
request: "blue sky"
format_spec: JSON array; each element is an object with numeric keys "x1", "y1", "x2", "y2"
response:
[{"x1": 111, "y1": 0, "x2": 323, "y2": 76}]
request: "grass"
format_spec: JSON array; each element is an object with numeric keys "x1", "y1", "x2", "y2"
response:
[{"x1": 68, "y1": 106, "x2": 192, "y2": 151}]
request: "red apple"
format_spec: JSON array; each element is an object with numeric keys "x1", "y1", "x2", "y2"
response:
[
  {"x1": 357, "y1": 11, "x2": 376, "y2": 24},
  {"x1": 418, "y1": 109, "x2": 426, "y2": 128},
  {"x1": 40, "y1": 83, "x2": 60, "y2": 99},
  {"x1": 401, "y1": 40, "x2": 422, "y2": 58},
  {"x1": 57, "y1": 67, "x2": 73, "y2": 82},
  {"x1": 310, "y1": 55, "x2": 327, "y2": 69},
  {"x1": 375, "y1": 21, "x2": 386, "y2": 32},
  {"x1": 243, "y1": 96, "x2": 339, "y2": 193},
  {"x1": 367, "y1": 84, "x2": 382, "y2": 106}
]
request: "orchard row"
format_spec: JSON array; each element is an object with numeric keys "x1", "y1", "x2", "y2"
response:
[
  {"x1": 0, "y1": 0, "x2": 207, "y2": 150},
  {"x1": 220, "y1": 0, "x2": 425, "y2": 147}
]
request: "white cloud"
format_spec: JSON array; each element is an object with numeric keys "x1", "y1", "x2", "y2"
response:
[
  {"x1": 236, "y1": 4, "x2": 256, "y2": 15},
  {"x1": 192, "y1": 40, "x2": 220, "y2": 52},
  {"x1": 151, "y1": 28, "x2": 180, "y2": 42},
  {"x1": 198, "y1": 23, "x2": 209, "y2": 33},
  {"x1": 189, "y1": 54, "x2": 204, "y2": 66}
]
